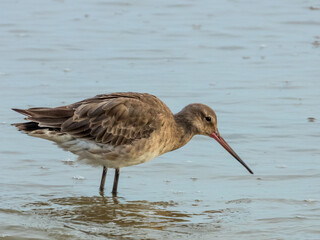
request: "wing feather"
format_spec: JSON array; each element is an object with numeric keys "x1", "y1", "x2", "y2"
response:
[
  {"x1": 61, "y1": 96, "x2": 166, "y2": 146},
  {"x1": 13, "y1": 92, "x2": 174, "y2": 147}
]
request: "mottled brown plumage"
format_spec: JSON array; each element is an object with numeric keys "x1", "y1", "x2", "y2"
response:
[{"x1": 12, "y1": 92, "x2": 253, "y2": 195}]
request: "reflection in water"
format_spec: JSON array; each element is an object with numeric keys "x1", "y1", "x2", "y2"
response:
[
  {"x1": 24, "y1": 196, "x2": 191, "y2": 231},
  {"x1": 19, "y1": 196, "x2": 229, "y2": 239}
]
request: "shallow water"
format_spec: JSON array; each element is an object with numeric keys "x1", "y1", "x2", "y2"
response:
[{"x1": 1, "y1": 0, "x2": 320, "y2": 239}]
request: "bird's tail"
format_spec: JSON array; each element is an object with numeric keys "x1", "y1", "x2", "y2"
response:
[
  {"x1": 12, "y1": 107, "x2": 74, "y2": 130},
  {"x1": 12, "y1": 121, "x2": 42, "y2": 132}
]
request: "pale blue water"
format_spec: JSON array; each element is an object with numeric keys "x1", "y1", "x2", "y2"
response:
[{"x1": 0, "y1": 0, "x2": 319, "y2": 239}]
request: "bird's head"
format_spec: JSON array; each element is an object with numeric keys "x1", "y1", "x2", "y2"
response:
[
  {"x1": 179, "y1": 103, "x2": 218, "y2": 136},
  {"x1": 178, "y1": 103, "x2": 253, "y2": 174}
]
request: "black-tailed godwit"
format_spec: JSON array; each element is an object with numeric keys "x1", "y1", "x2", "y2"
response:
[{"x1": 13, "y1": 92, "x2": 253, "y2": 195}]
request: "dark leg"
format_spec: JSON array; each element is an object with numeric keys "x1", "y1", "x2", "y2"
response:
[
  {"x1": 112, "y1": 168, "x2": 120, "y2": 195},
  {"x1": 99, "y1": 166, "x2": 107, "y2": 193}
]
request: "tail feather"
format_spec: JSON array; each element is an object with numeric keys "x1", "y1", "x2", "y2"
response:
[
  {"x1": 12, "y1": 107, "x2": 74, "y2": 129},
  {"x1": 12, "y1": 107, "x2": 74, "y2": 118},
  {"x1": 12, "y1": 122, "x2": 42, "y2": 132},
  {"x1": 12, "y1": 108, "x2": 30, "y2": 117}
]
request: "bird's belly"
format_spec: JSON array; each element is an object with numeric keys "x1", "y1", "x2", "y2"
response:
[
  {"x1": 28, "y1": 129, "x2": 163, "y2": 169},
  {"x1": 57, "y1": 136, "x2": 160, "y2": 169}
]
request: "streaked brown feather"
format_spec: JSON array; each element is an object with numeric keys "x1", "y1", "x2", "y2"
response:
[
  {"x1": 96, "y1": 129, "x2": 106, "y2": 142},
  {"x1": 13, "y1": 92, "x2": 173, "y2": 147},
  {"x1": 91, "y1": 125, "x2": 103, "y2": 136},
  {"x1": 101, "y1": 132, "x2": 112, "y2": 143}
]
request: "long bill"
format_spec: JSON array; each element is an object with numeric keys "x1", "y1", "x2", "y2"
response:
[{"x1": 210, "y1": 130, "x2": 254, "y2": 174}]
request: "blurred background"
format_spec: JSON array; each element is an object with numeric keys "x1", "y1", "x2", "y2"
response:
[{"x1": 0, "y1": 0, "x2": 319, "y2": 239}]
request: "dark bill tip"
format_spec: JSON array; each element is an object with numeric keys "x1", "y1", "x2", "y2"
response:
[{"x1": 211, "y1": 131, "x2": 254, "y2": 174}]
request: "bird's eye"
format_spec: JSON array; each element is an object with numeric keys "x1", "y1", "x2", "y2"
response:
[{"x1": 205, "y1": 116, "x2": 211, "y2": 122}]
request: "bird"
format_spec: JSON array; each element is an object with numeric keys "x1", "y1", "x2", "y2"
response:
[{"x1": 12, "y1": 92, "x2": 253, "y2": 195}]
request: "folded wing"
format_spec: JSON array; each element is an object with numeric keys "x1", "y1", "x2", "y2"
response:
[{"x1": 13, "y1": 93, "x2": 169, "y2": 147}]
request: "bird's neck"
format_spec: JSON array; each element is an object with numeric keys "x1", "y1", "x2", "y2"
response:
[{"x1": 171, "y1": 112, "x2": 196, "y2": 151}]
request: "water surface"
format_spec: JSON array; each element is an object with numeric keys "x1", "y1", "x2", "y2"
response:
[{"x1": 0, "y1": 0, "x2": 320, "y2": 239}]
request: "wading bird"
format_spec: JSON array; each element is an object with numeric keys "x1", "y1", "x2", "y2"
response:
[{"x1": 13, "y1": 92, "x2": 253, "y2": 195}]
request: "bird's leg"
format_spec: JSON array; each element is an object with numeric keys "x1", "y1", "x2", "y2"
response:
[
  {"x1": 99, "y1": 166, "x2": 107, "y2": 194},
  {"x1": 112, "y1": 168, "x2": 120, "y2": 195}
]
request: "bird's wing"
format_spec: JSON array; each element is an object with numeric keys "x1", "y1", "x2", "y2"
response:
[
  {"x1": 61, "y1": 95, "x2": 168, "y2": 146},
  {"x1": 13, "y1": 92, "x2": 173, "y2": 146}
]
